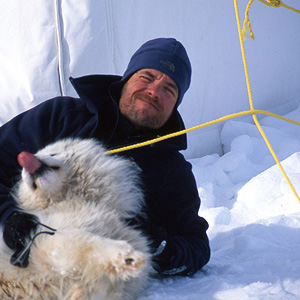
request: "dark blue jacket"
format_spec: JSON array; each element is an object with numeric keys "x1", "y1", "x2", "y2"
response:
[{"x1": 0, "y1": 75, "x2": 210, "y2": 276}]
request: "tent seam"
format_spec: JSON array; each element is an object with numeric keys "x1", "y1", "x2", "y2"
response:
[
  {"x1": 104, "y1": 0, "x2": 115, "y2": 73},
  {"x1": 53, "y1": 0, "x2": 66, "y2": 96}
]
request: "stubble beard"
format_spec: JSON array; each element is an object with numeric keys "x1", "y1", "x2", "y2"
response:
[{"x1": 119, "y1": 92, "x2": 166, "y2": 130}]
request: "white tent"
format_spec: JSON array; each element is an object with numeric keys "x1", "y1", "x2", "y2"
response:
[{"x1": 1, "y1": 0, "x2": 299, "y2": 158}]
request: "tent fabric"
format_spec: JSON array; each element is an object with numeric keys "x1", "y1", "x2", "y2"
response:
[
  {"x1": 1, "y1": 0, "x2": 300, "y2": 158},
  {"x1": 0, "y1": 1, "x2": 60, "y2": 123}
]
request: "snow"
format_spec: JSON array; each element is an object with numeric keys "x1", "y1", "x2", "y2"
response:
[{"x1": 138, "y1": 103, "x2": 300, "y2": 300}]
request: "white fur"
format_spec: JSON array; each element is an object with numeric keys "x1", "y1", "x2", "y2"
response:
[{"x1": 0, "y1": 138, "x2": 151, "y2": 300}]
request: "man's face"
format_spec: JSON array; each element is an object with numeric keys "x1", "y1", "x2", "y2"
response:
[{"x1": 119, "y1": 69, "x2": 179, "y2": 130}]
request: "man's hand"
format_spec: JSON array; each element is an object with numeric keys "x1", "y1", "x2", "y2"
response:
[{"x1": 3, "y1": 211, "x2": 39, "y2": 268}]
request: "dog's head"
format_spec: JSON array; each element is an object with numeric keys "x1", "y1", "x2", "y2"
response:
[
  {"x1": 14, "y1": 138, "x2": 143, "y2": 216},
  {"x1": 14, "y1": 138, "x2": 85, "y2": 210}
]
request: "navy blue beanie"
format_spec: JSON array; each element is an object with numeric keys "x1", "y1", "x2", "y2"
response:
[{"x1": 121, "y1": 38, "x2": 192, "y2": 107}]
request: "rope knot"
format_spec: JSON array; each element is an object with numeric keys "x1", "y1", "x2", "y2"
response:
[{"x1": 267, "y1": 0, "x2": 282, "y2": 7}]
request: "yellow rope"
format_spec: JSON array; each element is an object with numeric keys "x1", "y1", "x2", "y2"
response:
[
  {"x1": 242, "y1": 0, "x2": 255, "y2": 40},
  {"x1": 106, "y1": 109, "x2": 300, "y2": 154},
  {"x1": 234, "y1": 0, "x2": 300, "y2": 204},
  {"x1": 107, "y1": 0, "x2": 300, "y2": 204},
  {"x1": 242, "y1": 0, "x2": 300, "y2": 40},
  {"x1": 259, "y1": 0, "x2": 300, "y2": 13}
]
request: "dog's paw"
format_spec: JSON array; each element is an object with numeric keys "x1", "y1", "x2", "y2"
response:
[{"x1": 105, "y1": 241, "x2": 147, "y2": 280}]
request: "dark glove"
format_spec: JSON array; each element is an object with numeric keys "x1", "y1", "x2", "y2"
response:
[
  {"x1": 145, "y1": 221, "x2": 168, "y2": 254},
  {"x1": 3, "y1": 211, "x2": 39, "y2": 268},
  {"x1": 128, "y1": 215, "x2": 179, "y2": 274},
  {"x1": 139, "y1": 218, "x2": 173, "y2": 262}
]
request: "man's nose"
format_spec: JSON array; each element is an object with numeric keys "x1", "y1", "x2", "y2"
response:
[{"x1": 145, "y1": 82, "x2": 161, "y2": 99}]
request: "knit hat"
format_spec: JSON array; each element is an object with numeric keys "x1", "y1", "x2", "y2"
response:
[{"x1": 121, "y1": 38, "x2": 192, "y2": 107}]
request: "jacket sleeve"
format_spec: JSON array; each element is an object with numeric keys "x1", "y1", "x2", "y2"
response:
[
  {"x1": 0, "y1": 151, "x2": 19, "y2": 225},
  {"x1": 140, "y1": 150, "x2": 210, "y2": 276}
]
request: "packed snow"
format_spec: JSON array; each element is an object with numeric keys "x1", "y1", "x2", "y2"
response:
[{"x1": 138, "y1": 103, "x2": 300, "y2": 300}]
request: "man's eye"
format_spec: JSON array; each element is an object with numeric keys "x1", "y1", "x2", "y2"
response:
[
  {"x1": 167, "y1": 88, "x2": 174, "y2": 95},
  {"x1": 165, "y1": 87, "x2": 176, "y2": 97},
  {"x1": 140, "y1": 76, "x2": 151, "y2": 82}
]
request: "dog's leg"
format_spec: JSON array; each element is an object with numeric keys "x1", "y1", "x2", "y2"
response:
[
  {"x1": 95, "y1": 239, "x2": 147, "y2": 281},
  {"x1": 32, "y1": 230, "x2": 147, "y2": 299}
]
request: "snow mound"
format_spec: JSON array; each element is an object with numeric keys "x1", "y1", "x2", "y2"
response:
[{"x1": 139, "y1": 104, "x2": 300, "y2": 300}]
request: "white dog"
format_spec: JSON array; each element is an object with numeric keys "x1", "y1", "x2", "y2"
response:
[{"x1": 0, "y1": 138, "x2": 151, "y2": 300}]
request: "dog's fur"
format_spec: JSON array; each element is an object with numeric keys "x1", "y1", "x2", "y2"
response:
[{"x1": 0, "y1": 138, "x2": 151, "y2": 300}]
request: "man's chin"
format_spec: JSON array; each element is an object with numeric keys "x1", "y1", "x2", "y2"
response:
[{"x1": 132, "y1": 114, "x2": 161, "y2": 130}]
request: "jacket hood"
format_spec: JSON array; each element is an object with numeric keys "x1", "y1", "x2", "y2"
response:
[{"x1": 69, "y1": 75, "x2": 188, "y2": 152}]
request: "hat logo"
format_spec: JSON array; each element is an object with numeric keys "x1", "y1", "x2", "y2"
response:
[{"x1": 160, "y1": 60, "x2": 175, "y2": 73}]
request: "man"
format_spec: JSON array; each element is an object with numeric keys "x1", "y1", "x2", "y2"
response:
[{"x1": 0, "y1": 38, "x2": 210, "y2": 276}]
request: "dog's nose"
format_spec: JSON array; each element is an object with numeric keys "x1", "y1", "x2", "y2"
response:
[{"x1": 18, "y1": 152, "x2": 43, "y2": 175}]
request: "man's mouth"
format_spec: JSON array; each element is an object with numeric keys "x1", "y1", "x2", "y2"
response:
[{"x1": 135, "y1": 93, "x2": 159, "y2": 110}]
